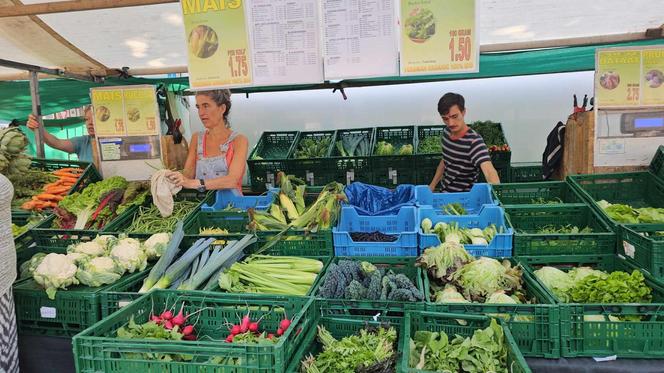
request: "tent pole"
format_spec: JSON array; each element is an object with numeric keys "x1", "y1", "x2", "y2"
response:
[{"x1": 29, "y1": 72, "x2": 45, "y2": 158}]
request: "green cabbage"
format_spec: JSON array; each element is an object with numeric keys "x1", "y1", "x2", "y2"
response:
[
  {"x1": 533, "y1": 266, "x2": 573, "y2": 302},
  {"x1": 76, "y1": 257, "x2": 125, "y2": 287},
  {"x1": 452, "y1": 258, "x2": 521, "y2": 302}
]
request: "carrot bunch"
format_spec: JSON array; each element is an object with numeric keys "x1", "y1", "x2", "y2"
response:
[{"x1": 21, "y1": 167, "x2": 84, "y2": 211}]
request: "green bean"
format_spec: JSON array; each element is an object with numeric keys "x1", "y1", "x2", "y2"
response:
[{"x1": 127, "y1": 201, "x2": 199, "y2": 233}]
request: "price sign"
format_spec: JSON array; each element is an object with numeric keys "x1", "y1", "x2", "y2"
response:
[
  {"x1": 400, "y1": 0, "x2": 478, "y2": 76},
  {"x1": 596, "y1": 50, "x2": 641, "y2": 107},
  {"x1": 181, "y1": 0, "x2": 253, "y2": 89}
]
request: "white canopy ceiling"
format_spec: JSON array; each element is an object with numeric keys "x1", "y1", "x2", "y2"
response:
[{"x1": 1, "y1": 0, "x2": 663, "y2": 79}]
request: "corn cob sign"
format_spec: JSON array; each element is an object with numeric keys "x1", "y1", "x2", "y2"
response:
[{"x1": 181, "y1": 0, "x2": 253, "y2": 89}]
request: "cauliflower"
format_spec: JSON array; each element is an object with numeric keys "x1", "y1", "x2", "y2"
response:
[
  {"x1": 68, "y1": 241, "x2": 106, "y2": 258},
  {"x1": 66, "y1": 252, "x2": 90, "y2": 265},
  {"x1": 19, "y1": 252, "x2": 47, "y2": 280},
  {"x1": 33, "y1": 253, "x2": 79, "y2": 299},
  {"x1": 94, "y1": 235, "x2": 119, "y2": 251},
  {"x1": 111, "y1": 241, "x2": 147, "y2": 273},
  {"x1": 76, "y1": 257, "x2": 125, "y2": 287},
  {"x1": 142, "y1": 232, "x2": 171, "y2": 260}
]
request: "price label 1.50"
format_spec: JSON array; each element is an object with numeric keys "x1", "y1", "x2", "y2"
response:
[{"x1": 449, "y1": 29, "x2": 472, "y2": 62}]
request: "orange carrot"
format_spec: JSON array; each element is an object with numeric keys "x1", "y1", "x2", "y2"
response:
[
  {"x1": 55, "y1": 167, "x2": 83, "y2": 173},
  {"x1": 36, "y1": 193, "x2": 64, "y2": 201},
  {"x1": 53, "y1": 172, "x2": 81, "y2": 179}
]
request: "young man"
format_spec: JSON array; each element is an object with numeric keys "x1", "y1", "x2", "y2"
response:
[
  {"x1": 26, "y1": 105, "x2": 95, "y2": 163},
  {"x1": 429, "y1": 92, "x2": 500, "y2": 192}
]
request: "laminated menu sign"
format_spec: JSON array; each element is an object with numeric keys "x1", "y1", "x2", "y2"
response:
[
  {"x1": 399, "y1": 0, "x2": 478, "y2": 76},
  {"x1": 90, "y1": 89, "x2": 125, "y2": 137},
  {"x1": 246, "y1": 0, "x2": 323, "y2": 85},
  {"x1": 641, "y1": 48, "x2": 664, "y2": 106},
  {"x1": 181, "y1": 0, "x2": 253, "y2": 89},
  {"x1": 321, "y1": 0, "x2": 399, "y2": 79},
  {"x1": 122, "y1": 87, "x2": 160, "y2": 136},
  {"x1": 596, "y1": 50, "x2": 642, "y2": 107}
]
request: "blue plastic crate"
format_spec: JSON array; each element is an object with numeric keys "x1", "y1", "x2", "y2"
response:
[
  {"x1": 418, "y1": 205, "x2": 513, "y2": 257},
  {"x1": 201, "y1": 188, "x2": 278, "y2": 212},
  {"x1": 333, "y1": 206, "x2": 418, "y2": 256},
  {"x1": 413, "y1": 183, "x2": 498, "y2": 214}
]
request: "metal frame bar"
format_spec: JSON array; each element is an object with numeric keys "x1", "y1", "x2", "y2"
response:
[{"x1": 0, "y1": 0, "x2": 177, "y2": 18}]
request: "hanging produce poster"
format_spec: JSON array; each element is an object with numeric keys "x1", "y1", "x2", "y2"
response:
[
  {"x1": 90, "y1": 88, "x2": 125, "y2": 137},
  {"x1": 399, "y1": 0, "x2": 478, "y2": 76},
  {"x1": 181, "y1": 0, "x2": 253, "y2": 89},
  {"x1": 90, "y1": 86, "x2": 159, "y2": 137},
  {"x1": 122, "y1": 87, "x2": 160, "y2": 136},
  {"x1": 641, "y1": 48, "x2": 664, "y2": 106},
  {"x1": 596, "y1": 49, "x2": 642, "y2": 107}
]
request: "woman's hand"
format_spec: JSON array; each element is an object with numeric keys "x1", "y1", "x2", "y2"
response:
[{"x1": 166, "y1": 170, "x2": 201, "y2": 189}]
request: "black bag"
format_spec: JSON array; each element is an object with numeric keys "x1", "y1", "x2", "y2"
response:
[{"x1": 542, "y1": 121, "x2": 566, "y2": 180}]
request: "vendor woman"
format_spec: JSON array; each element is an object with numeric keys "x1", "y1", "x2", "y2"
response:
[{"x1": 166, "y1": 89, "x2": 247, "y2": 193}]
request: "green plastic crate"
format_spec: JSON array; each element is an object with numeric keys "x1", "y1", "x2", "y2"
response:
[
  {"x1": 619, "y1": 224, "x2": 664, "y2": 280},
  {"x1": 468, "y1": 121, "x2": 512, "y2": 168},
  {"x1": 511, "y1": 162, "x2": 543, "y2": 183},
  {"x1": 286, "y1": 308, "x2": 402, "y2": 373},
  {"x1": 372, "y1": 126, "x2": 416, "y2": 187},
  {"x1": 287, "y1": 130, "x2": 336, "y2": 187},
  {"x1": 315, "y1": 256, "x2": 425, "y2": 312},
  {"x1": 248, "y1": 131, "x2": 299, "y2": 192},
  {"x1": 400, "y1": 311, "x2": 532, "y2": 373},
  {"x1": 568, "y1": 172, "x2": 664, "y2": 228},
  {"x1": 13, "y1": 262, "x2": 147, "y2": 337},
  {"x1": 520, "y1": 254, "x2": 664, "y2": 358},
  {"x1": 74, "y1": 290, "x2": 315, "y2": 373},
  {"x1": 415, "y1": 125, "x2": 444, "y2": 185},
  {"x1": 493, "y1": 181, "x2": 586, "y2": 206},
  {"x1": 650, "y1": 145, "x2": 664, "y2": 182},
  {"x1": 506, "y1": 204, "x2": 616, "y2": 256},
  {"x1": 421, "y1": 259, "x2": 560, "y2": 358},
  {"x1": 479, "y1": 164, "x2": 511, "y2": 183},
  {"x1": 331, "y1": 127, "x2": 375, "y2": 185}
]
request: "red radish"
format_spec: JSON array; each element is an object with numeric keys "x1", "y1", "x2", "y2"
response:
[
  {"x1": 276, "y1": 328, "x2": 284, "y2": 336},
  {"x1": 164, "y1": 320, "x2": 174, "y2": 330},
  {"x1": 248, "y1": 322, "x2": 259, "y2": 333},
  {"x1": 279, "y1": 318, "x2": 291, "y2": 331},
  {"x1": 183, "y1": 334, "x2": 197, "y2": 341},
  {"x1": 151, "y1": 315, "x2": 162, "y2": 323},
  {"x1": 267, "y1": 333, "x2": 275, "y2": 340},
  {"x1": 225, "y1": 334, "x2": 234, "y2": 343},
  {"x1": 160, "y1": 310, "x2": 173, "y2": 320},
  {"x1": 182, "y1": 325, "x2": 195, "y2": 336},
  {"x1": 240, "y1": 314, "x2": 251, "y2": 333},
  {"x1": 172, "y1": 310, "x2": 185, "y2": 326},
  {"x1": 230, "y1": 325, "x2": 241, "y2": 335}
]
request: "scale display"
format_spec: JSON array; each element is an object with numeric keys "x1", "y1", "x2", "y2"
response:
[{"x1": 621, "y1": 111, "x2": 664, "y2": 135}]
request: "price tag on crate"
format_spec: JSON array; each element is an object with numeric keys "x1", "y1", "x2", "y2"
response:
[
  {"x1": 622, "y1": 240, "x2": 636, "y2": 259},
  {"x1": 118, "y1": 300, "x2": 132, "y2": 308},
  {"x1": 306, "y1": 171, "x2": 315, "y2": 186},
  {"x1": 40, "y1": 306, "x2": 57, "y2": 319},
  {"x1": 389, "y1": 169, "x2": 398, "y2": 185},
  {"x1": 346, "y1": 170, "x2": 355, "y2": 185},
  {"x1": 266, "y1": 172, "x2": 275, "y2": 190}
]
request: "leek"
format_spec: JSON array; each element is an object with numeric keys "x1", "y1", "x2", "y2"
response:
[
  {"x1": 152, "y1": 237, "x2": 215, "y2": 290},
  {"x1": 138, "y1": 221, "x2": 185, "y2": 293}
]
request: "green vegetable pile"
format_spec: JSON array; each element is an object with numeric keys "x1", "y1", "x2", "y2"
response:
[
  {"x1": 335, "y1": 132, "x2": 371, "y2": 157},
  {"x1": 0, "y1": 128, "x2": 29, "y2": 175},
  {"x1": 598, "y1": 200, "x2": 664, "y2": 224},
  {"x1": 534, "y1": 266, "x2": 652, "y2": 304},
  {"x1": 417, "y1": 135, "x2": 442, "y2": 154},
  {"x1": 55, "y1": 176, "x2": 149, "y2": 230},
  {"x1": 469, "y1": 121, "x2": 509, "y2": 151},
  {"x1": 219, "y1": 255, "x2": 324, "y2": 296},
  {"x1": 520, "y1": 224, "x2": 593, "y2": 234},
  {"x1": 375, "y1": 141, "x2": 413, "y2": 156},
  {"x1": 421, "y1": 218, "x2": 500, "y2": 246},
  {"x1": 317, "y1": 260, "x2": 424, "y2": 301},
  {"x1": 409, "y1": 318, "x2": 509, "y2": 373},
  {"x1": 10, "y1": 169, "x2": 57, "y2": 209},
  {"x1": 127, "y1": 200, "x2": 199, "y2": 233},
  {"x1": 12, "y1": 214, "x2": 44, "y2": 238},
  {"x1": 294, "y1": 137, "x2": 332, "y2": 159},
  {"x1": 417, "y1": 243, "x2": 524, "y2": 303},
  {"x1": 441, "y1": 202, "x2": 466, "y2": 215},
  {"x1": 530, "y1": 197, "x2": 563, "y2": 205},
  {"x1": 301, "y1": 324, "x2": 397, "y2": 373}
]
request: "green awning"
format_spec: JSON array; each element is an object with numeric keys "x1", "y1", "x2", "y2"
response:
[{"x1": 1, "y1": 38, "x2": 662, "y2": 121}]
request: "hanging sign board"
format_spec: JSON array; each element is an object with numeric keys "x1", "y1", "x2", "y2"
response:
[
  {"x1": 181, "y1": 0, "x2": 253, "y2": 90},
  {"x1": 399, "y1": 0, "x2": 479, "y2": 76}
]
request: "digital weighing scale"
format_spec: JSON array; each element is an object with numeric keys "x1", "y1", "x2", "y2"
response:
[
  {"x1": 620, "y1": 111, "x2": 664, "y2": 136},
  {"x1": 91, "y1": 85, "x2": 163, "y2": 181}
]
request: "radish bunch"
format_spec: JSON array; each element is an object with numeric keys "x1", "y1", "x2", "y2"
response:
[
  {"x1": 224, "y1": 310, "x2": 293, "y2": 344},
  {"x1": 149, "y1": 303, "x2": 202, "y2": 341}
]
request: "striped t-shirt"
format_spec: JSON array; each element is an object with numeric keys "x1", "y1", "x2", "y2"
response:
[{"x1": 440, "y1": 126, "x2": 491, "y2": 192}]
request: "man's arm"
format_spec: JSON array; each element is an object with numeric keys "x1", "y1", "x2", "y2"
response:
[
  {"x1": 429, "y1": 159, "x2": 445, "y2": 191},
  {"x1": 27, "y1": 114, "x2": 75, "y2": 153},
  {"x1": 480, "y1": 161, "x2": 500, "y2": 184}
]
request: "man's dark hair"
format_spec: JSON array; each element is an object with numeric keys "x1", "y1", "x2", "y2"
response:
[{"x1": 437, "y1": 92, "x2": 465, "y2": 115}]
